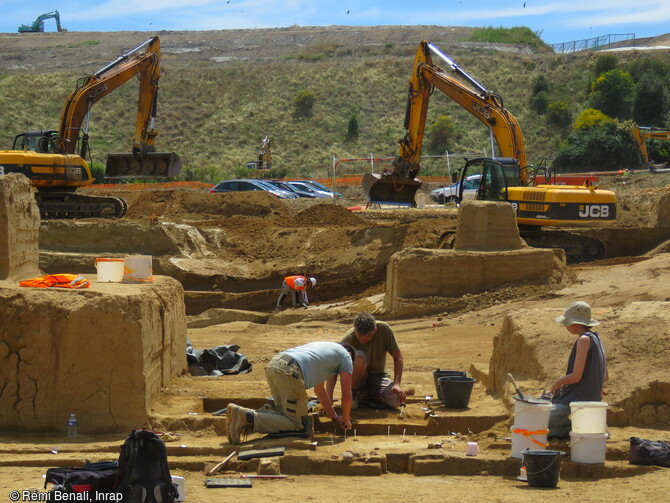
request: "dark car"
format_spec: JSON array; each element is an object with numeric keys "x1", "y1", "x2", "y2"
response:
[
  {"x1": 286, "y1": 181, "x2": 335, "y2": 199},
  {"x1": 210, "y1": 179, "x2": 297, "y2": 199},
  {"x1": 264, "y1": 180, "x2": 316, "y2": 198},
  {"x1": 292, "y1": 179, "x2": 343, "y2": 198}
]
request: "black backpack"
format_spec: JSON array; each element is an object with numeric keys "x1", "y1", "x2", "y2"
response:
[
  {"x1": 116, "y1": 429, "x2": 178, "y2": 503},
  {"x1": 45, "y1": 461, "x2": 120, "y2": 497}
]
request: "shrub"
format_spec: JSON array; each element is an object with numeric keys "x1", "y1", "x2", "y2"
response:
[
  {"x1": 594, "y1": 54, "x2": 618, "y2": 76},
  {"x1": 628, "y1": 56, "x2": 670, "y2": 83},
  {"x1": 574, "y1": 108, "x2": 614, "y2": 130},
  {"x1": 293, "y1": 89, "x2": 317, "y2": 118},
  {"x1": 470, "y1": 26, "x2": 548, "y2": 50},
  {"x1": 554, "y1": 120, "x2": 638, "y2": 171},
  {"x1": 426, "y1": 115, "x2": 457, "y2": 154},
  {"x1": 547, "y1": 101, "x2": 571, "y2": 127},
  {"x1": 530, "y1": 91, "x2": 549, "y2": 114},
  {"x1": 89, "y1": 161, "x2": 106, "y2": 183},
  {"x1": 531, "y1": 74, "x2": 550, "y2": 95}
]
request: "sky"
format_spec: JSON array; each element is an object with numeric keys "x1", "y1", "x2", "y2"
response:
[{"x1": 3, "y1": 0, "x2": 670, "y2": 46}]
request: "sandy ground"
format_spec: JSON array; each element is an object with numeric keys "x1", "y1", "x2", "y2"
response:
[{"x1": 2, "y1": 178, "x2": 670, "y2": 501}]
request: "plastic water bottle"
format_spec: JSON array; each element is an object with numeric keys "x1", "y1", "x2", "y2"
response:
[{"x1": 67, "y1": 414, "x2": 78, "y2": 439}]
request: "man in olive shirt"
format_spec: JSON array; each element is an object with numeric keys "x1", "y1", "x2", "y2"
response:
[{"x1": 329, "y1": 312, "x2": 406, "y2": 409}]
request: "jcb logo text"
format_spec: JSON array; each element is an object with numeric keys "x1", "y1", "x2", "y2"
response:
[{"x1": 579, "y1": 205, "x2": 610, "y2": 218}]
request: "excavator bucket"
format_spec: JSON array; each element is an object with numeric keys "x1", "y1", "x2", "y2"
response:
[
  {"x1": 362, "y1": 173, "x2": 422, "y2": 207},
  {"x1": 105, "y1": 152, "x2": 182, "y2": 179}
]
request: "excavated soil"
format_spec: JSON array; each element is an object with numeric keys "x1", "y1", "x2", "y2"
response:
[{"x1": 3, "y1": 180, "x2": 670, "y2": 501}]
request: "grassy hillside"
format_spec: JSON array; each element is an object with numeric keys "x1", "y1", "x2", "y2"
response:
[{"x1": 0, "y1": 27, "x2": 667, "y2": 182}]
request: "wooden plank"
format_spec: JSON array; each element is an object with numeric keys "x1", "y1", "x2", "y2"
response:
[
  {"x1": 207, "y1": 451, "x2": 236, "y2": 475},
  {"x1": 205, "y1": 478, "x2": 252, "y2": 488},
  {"x1": 237, "y1": 446, "x2": 286, "y2": 460}
]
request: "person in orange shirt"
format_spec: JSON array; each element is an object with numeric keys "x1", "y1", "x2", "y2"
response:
[{"x1": 276, "y1": 275, "x2": 316, "y2": 309}]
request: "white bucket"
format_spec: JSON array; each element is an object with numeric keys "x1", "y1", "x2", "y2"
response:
[
  {"x1": 570, "y1": 401, "x2": 608, "y2": 433},
  {"x1": 511, "y1": 398, "x2": 552, "y2": 459},
  {"x1": 94, "y1": 258, "x2": 125, "y2": 282},
  {"x1": 123, "y1": 255, "x2": 154, "y2": 282},
  {"x1": 569, "y1": 432, "x2": 608, "y2": 464},
  {"x1": 171, "y1": 475, "x2": 185, "y2": 502}
]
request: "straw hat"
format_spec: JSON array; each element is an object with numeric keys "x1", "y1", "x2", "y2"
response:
[{"x1": 555, "y1": 301, "x2": 600, "y2": 327}]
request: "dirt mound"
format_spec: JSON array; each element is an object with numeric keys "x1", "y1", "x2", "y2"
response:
[
  {"x1": 295, "y1": 202, "x2": 366, "y2": 226},
  {"x1": 125, "y1": 190, "x2": 292, "y2": 219},
  {"x1": 616, "y1": 185, "x2": 670, "y2": 227}
]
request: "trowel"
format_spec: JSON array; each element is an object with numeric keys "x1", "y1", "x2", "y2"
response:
[{"x1": 506, "y1": 373, "x2": 525, "y2": 401}]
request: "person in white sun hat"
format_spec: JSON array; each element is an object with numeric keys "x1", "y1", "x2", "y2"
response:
[{"x1": 548, "y1": 301, "x2": 609, "y2": 440}]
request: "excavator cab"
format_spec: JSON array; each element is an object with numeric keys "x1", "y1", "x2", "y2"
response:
[
  {"x1": 457, "y1": 157, "x2": 521, "y2": 203},
  {"x1": 13, "y1": 130, "x2": 58, "y2": 153}
]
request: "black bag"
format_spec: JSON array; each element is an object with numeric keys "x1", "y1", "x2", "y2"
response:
[
  {"x1": 116, "y1": 429, "x2": 178, "y2": 503},
  {"x1": 629, "y1": 436, "x2": 670, "y2": 468},
  {"x1": 45, "y1": 461, "x2": 120, "y2": 495}
]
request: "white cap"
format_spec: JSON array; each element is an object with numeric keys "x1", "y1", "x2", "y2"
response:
[{"x1": 309, "y1": 277, "x2": 316, "y2": 286}]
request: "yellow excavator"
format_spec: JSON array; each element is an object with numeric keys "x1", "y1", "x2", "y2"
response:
[
  {"x1": 632, "y1": 126, "x2": 670, "y2": 171},
  {"x1": 363, "y1": 41, "x2": 617, "y2": 261},
  {"x1": 0, "y1": 36, "x2": 180, "y2": 218},
  {"x1": 246, "y1": 135, "x2": 272, "y2": 170}
]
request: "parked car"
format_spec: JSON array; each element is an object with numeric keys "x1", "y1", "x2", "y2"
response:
[
  {"x1": 210, "y1": 179, "x2": 298, "y2": 199},
  {"x1": 264, "y1": 180, "x2": 317, "y2": 198},
  {"x1": 287, "y1": 180, "x2": 338, "y2": 199},
  {"x1": 294, "y1": 179, "x2": 343, "y2": 198},
  {"x1": 429, "y1": 174, "x2": 481, "y2": 204}
]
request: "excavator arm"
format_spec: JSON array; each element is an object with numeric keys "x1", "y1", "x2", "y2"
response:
[
  {"x1": 18, "y1": 11, "x2": 63, "y2": 33},
  {"x1": 0, "y1": 36, "x2": 180, "y2": 219},
  {"x1": 363, "y1": 41, "x2": 529, "y2": 205},
  {"x1": 633, "y1": 126, "x2": 670, "y2": 169},
  {"x1": 55, "y1": 36, "x2": 180, "y2": 178}
]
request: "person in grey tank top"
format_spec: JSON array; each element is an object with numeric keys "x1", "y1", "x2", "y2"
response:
[{"x1": 548, "y1": 301, "x2": 609, "y2": 440}]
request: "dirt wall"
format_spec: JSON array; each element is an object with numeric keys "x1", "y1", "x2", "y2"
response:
[
  {"x1": 0, "y1": 174, "x2": 40, "y2": 281},
  {"x1": 0, "y1": 277, "x2": 186, "y2": 433},
  {"x1": 489, "y1": 303, "x2": 670, "y2": 428},
  {"x1": 384, "y1": 201, "x2": 567, "y2": 316}
]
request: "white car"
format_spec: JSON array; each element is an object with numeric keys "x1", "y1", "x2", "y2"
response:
[{"x1": 429, "y1": 174, "x2": 482, "y2": 204}]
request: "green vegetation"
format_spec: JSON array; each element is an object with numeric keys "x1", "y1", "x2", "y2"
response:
[
  {"x1": 470, "y1": 26, "x2": 548, "y2": 50},
  {"x1": 1, "y1": 29, "x2": 669, "y2": 184},
  {"x1": 293, "y1": 89, "x2": 317, "y2": 118},
  {"x1": 426, "y1": 115, "x2": 457, "y2": 154}
]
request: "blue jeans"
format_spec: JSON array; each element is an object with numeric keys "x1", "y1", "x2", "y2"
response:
[{"x1": 548, "y1": 403, "x2": 571, "y2": 440}]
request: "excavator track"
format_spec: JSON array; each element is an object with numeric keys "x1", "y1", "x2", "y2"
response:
[
  {"x1": 517, "y1": 227, "x2": 606, "y2": 264},
  {"x1": 35, "y1": 191, "x2": 128, "y2": 219},
  {"x1": 438, "y1": 227, "x2": 606, "y2": 264}
]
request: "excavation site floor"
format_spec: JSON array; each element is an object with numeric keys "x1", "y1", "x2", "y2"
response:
[{"x1": 3, "y1": 177, "x2": 670, "y2": 501}]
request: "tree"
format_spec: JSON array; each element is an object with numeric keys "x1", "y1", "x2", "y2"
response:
[
  {"x1": 346, "y1": 112, "x2": 359, "y2": 140},
  {"x1": 531, "y1": 74, "x2": 550, "y2": 95},
  {"x1": 293, "y1": 89, "x2": 316, "y2": 118},
  {"x1": 426, "y1": 115, "x2": 457, "y2": 154},
  {"x1": 634, "y1": 74, "x2": 669, "y2": 127},
  {"x1": 588, "y1": 69, "x2": 635, "y2": 120},
  {"x1": 530, "y1": 91, "x2": 549, "y2": 115}
]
